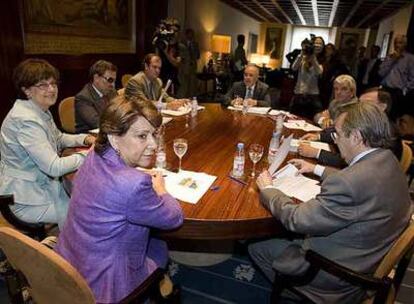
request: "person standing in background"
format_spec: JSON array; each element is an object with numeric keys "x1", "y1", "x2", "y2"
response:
[
  {"x1": 177, "y1": 28, "x2": 200, "y2": 98},
  {"x1": 232, "y1": 34, "x2": 248, "y2": 82}
]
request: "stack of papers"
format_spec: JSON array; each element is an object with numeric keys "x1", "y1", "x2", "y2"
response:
[
  {"x1": 164, "y1": 170, "x2": 217, "y2": 204},
  {"x1": 227, "y1": 106, "x2": 270, "y2": 115},
  {"x1": 272, "y1": 163, "x2": 321, "y2": 202},
  {"x1": 290, "y1": 139, "x2": 331, "y2": 153},
  {"x1": 161, "y1": 105, "x2": 205, "y2": 116},
  {"x1": 283, "y1": 120, "x2": 322, "y2": 132},
  {"x1": 268, "y1": 134, "x2": 293, "y2": 175},
  {"x1": 268, "y1": 109, "x2": 296, "y2": 118}
]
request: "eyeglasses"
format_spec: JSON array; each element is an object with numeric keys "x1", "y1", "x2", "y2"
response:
[
  {"x1": 33, "y1": 81, "x2": 58, "y2": 91},
  {"x1": 100, "y1": 75, "x2": 116, "y2": 84}
]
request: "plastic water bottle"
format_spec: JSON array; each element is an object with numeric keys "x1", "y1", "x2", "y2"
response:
[
  {"x1": 191, "y1": 96, "x2": 198, "y2": 117},
  {"x1": 232, "y1": 143, "x2": 245, "y2": 177},
  {"x1": 268, "y1": 131, "x2": 281, "y2": 164},
  {"x1": 155, "y1": 135, "x2": 166, "y2": 169},
  {"x1": 242, "y1": 99, "x2": 248, "y2": 115},
  {"x1": 156, "y1": 100, "x2": 163, "y2": 113}
]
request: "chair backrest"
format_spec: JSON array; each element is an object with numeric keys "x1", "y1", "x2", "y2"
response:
[
  {"x1": 369, "y1": 221, "x2": 414, "y2": 303},
  {"x1": 121, "y1": 74, "x2": 133, "y2": 88},
  {"x1": 0, "y1": 195, "x2": 46, "y2": 240},
  {"x1": 400, "y1": 141, "x2": 413, "y2": 173},
  {"x1": 0, "y1": 227, "x2": 95, "y2": 304},
  {"x1": 58, "y1": 97, "x2": 76, "y2": 133}
]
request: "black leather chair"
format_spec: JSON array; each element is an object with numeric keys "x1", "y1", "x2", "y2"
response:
[{"x1": 0, "y1": 194, "x2": 46, "y2": 241}]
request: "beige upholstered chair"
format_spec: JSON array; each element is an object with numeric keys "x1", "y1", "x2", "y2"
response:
[
  {"x1": 58, "y1": 96, "x2": 76, "y2": 133},
  {"x1": 0, "y1": 227, "x2": 165, "y2": 303},
  {"x1": 121, "y1": 73, "x2": 133, "y2": 88},
  {"x1": 271, "y1": 221, "x2": 414, "y2": 304}
]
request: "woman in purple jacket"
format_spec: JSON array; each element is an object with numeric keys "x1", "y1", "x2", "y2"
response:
[{"x1": 55, "y1": 96, "x2": 183, "y2": 303}]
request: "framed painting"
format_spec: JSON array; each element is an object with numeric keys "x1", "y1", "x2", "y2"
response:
[
  {"x1": 265, "y1": 27, "x2": 284, "y2": 59},
  {"x1": 23, "y1": 0, "x2": 135, "y2": 54},
  {"x1": 248, "y1": 33, "x2": 258, "y2": 54}
]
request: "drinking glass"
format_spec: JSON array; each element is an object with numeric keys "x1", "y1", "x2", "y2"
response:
[
  {"x1": 173, "y1": 138, "x2": 188, "y2": 172},
  {"x1": 249, "y1": 143, "x2": 264, "y2": 177}
]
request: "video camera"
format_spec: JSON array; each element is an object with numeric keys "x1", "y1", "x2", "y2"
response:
[
  {"x1": 301, "y1": 34, "x2": 316, "y2": 56},
  {"x1": 152, "y1": 18, "x2": 180, "y2": 50}
]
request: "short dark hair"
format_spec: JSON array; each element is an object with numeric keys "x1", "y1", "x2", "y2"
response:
[
  {"x1": 13, "y1": 58, "x2": 59, "y2": 99},
  {"x1": 237, "y1": 34, "x2": 245, "y2": 44},
  {"x1": 95, "y1": 95, "x2": 162, "y2": 154},
  {"x1": 142, "y1": 53, "x2": 161, "y2": 69},
  {"x1": 361, "y1": 87, "x2": 393, "y2": 115},
  {"x1": 89, "y1": 60, "x2": 117, "y2": 81}
]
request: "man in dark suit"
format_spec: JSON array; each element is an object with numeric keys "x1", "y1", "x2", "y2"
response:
[
  {"x1": 224, "y1": 64, "x2": 271, "y2": 107},
  {"x1": 357, "y1": 45, "x2": 382, "y2": 94},
  {"x1": 249, "y1": 102, "x2": 411, "y2": 303},
  {"x1": 75, "y1": 60, "x2": 118, "y2": 133}
]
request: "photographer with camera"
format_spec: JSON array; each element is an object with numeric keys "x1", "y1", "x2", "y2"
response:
[
  {"x1": 290, "y1": 36, "x2": 325, "y2": 120},
  {"x1": 153, "y1": 18, "x2": 183, "y2": 96}
]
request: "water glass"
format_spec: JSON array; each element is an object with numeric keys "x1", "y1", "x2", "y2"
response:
[
  {"x1": 173, "y1": 138, "x2": 188, "y2": 172},
  {"x1": 249, "y1": 143, "x2": 264, "y2": 177}
]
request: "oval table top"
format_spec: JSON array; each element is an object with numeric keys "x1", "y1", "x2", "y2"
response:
[{"x1": 158, "y1": 104, "x2": 305, "y2": 240}]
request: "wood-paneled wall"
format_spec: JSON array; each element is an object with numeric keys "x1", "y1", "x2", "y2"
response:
[{"x1": 0, "y1": 0, "x2": 168, "y2": 124}]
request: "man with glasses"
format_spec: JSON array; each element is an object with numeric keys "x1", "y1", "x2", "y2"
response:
[
  {"x1": 125, "y1": 53, "x2": 188, "y2": 110},
  {"x1": 75, "y1": 60, "x2": 118, "y2": 133},
  {"x1": 224, "y1": 64, "x2": 271, "y2": 107},
  {"x1": 249, "y1": 102, "x2": 411, "y2": 303}
]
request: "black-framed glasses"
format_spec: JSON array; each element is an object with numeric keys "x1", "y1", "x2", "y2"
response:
[
  {"x1": 33, "y1": 81, "x2": 58, "y2": 91},
  {"x1": 100, "y1": 75, "x2": 116, "y2": 84}
]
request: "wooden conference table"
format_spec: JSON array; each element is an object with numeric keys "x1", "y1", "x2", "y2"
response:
[{"x1": 157, "y1": 103, "x2": 304, "y2": 241}]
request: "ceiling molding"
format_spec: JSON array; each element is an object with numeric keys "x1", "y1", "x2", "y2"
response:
[
  {"x1": 270, "y1": 0, "x2": 293, "y2": 24},
  {"x1": 355, "y1": 0, "x2": 391, "y2": 28},
  {"x1": 252, "y1": 0, "x2": 281, "y2": 23},
  {"x1": 341, "y1": 0, "x2": 364, "y2": 28},
  {"x1": 289, "y1": 0, "x2": 306, "y2": 25},
  {"x1": 234, "y1": 0, "x2": 269, "y2": 22},
  {"x1": 311, "y1": 0, "x2": 319, "y2": 26},
  {"x1": 328, "y1": 0, "x2": 339, "y2": 27}
]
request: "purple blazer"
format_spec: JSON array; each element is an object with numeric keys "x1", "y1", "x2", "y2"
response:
[{"x1": 56, "y1": 147, "x2": 183, "y2": 303}]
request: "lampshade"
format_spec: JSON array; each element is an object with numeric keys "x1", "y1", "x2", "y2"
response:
[
  {"x1": 211, "y1": 35, "x2": 231, "y2": 54},
  {"x1": 249, "y1": 53, "x2": 270, "y2": 66}
]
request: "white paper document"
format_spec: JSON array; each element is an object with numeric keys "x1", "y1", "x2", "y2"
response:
[
  {"x1": 227, "y1": 106, "x2": 270, "y2": 115},
  {"x1": 162, "y1": 117, "x2": 173, "y2": 125},
  {"x1": 283, "y1": 120, "x2": 322, "y2": 132},
  {"x1": 268, "y1": 109, "x2": 296, "y2": 118},
  {"x1": 268, "y1": 134, "x2": 293, "y2": 175},
  {"x1": 290, "y1": 139, "x2": 331, "y2": 153},
  {"x1": 161, "y1": 107, "x2": 191, "y2": 116},
  {"x1": 164, "y1": 170, "x2": 217, "y2": 204},
  {"x1": 272, "y1": 164, "x2": 321, "y2": 202}
]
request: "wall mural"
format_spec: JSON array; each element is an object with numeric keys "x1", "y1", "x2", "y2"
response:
[{"x1": 23, "y1": 0, "x2": 134, "y2": 54}]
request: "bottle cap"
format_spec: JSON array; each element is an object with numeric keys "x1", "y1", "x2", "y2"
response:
[{"x1": 237, "y1": 142, "x2": 244, "y2": 149}]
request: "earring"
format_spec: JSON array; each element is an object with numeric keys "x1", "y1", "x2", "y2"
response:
[{"x1": 115, "y1": 148, "x2": 120, "y2": 156}]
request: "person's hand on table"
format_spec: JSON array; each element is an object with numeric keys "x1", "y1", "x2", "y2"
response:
[
  {"x1": 231, "y1": 96, "x2": 243, "y2": 106},
  {"x1": 288, "y1": 159, "x2": 315, "y2": 174},
  {"x1": 298, "y1": 143, "x2": 319, "y2": 159},
  {"x1": 300, "y1": 133, "x2": 319, "y2": 141},
  {"x1": 151, "y1": 170, "x2": 168, "y2": 196},
  {"x1": 84, "y1": 134, "x2": 96, "y2": 146},
  {"x1": 256, "y1": 170, "x2": 273, "y2": 191},
  {"x1": 166, "y1": 99, "x2": 185, "y2": 110},
  {"x1": 246, "y1": 98, "x2": 257, "y2": 106}
]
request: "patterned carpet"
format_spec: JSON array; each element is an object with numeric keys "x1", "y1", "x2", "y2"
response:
[{"x1": 0, "y1": 250, "x2": 413, "y2": 303}]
